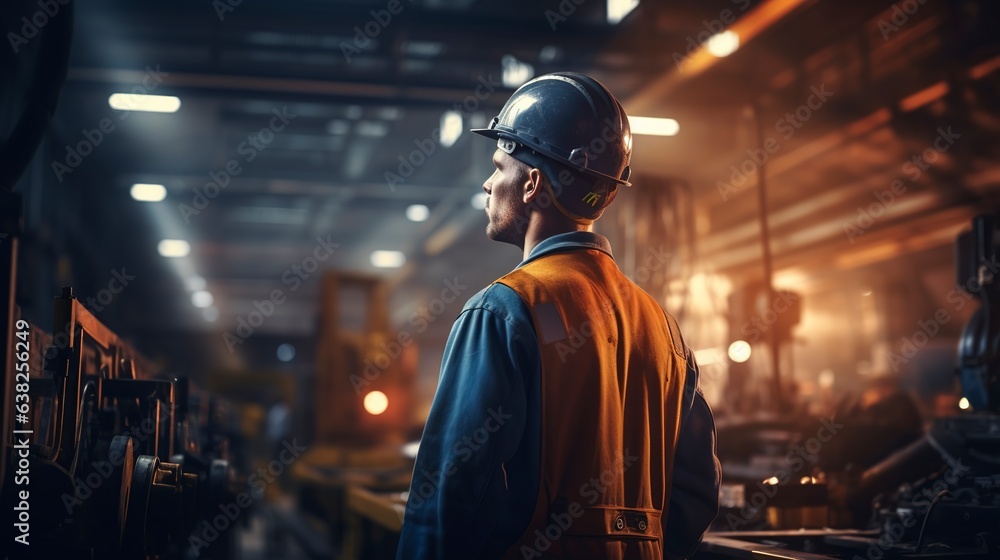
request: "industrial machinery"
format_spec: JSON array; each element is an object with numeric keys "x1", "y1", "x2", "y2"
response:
[
  {"x1": 0, "y1": 288, "x2": 242, "y2": 559},
  {"x1": 698, "y1": 215, "x2": 1000, "y2": 559}
]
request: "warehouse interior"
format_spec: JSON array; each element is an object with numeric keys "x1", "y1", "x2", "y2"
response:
[{"x1": 2, "y1": 0, "x2": 1000, "y2": 558}]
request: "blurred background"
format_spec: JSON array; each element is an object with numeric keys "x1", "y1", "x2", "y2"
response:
[{"x1": 2, "y1": 0, "x2": 1000, "y2": 558}]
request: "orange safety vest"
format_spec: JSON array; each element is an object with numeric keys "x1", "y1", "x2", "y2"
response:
[{"x1": 495, "y1": 247, "x2": 689, "y2": 559}]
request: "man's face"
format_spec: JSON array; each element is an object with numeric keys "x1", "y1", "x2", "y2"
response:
[{"x1": 482, "y1": 148, "x2": 531, "y2": 246}]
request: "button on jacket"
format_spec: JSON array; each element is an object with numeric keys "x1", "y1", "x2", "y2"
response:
[{"x1": 397, "y1": 231, "x2": 721, "y2": 560}]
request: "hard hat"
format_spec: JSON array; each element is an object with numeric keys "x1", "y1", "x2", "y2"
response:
[
  {"x1": 471, "y1": 72, "x2": 633, "y2": 188},
  {"x1": 471, "y1": 72, "x2": 632, "y2": 223}
]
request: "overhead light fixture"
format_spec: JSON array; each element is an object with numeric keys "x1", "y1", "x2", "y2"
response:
[
  {"x1": 471, "y1": 192, "x2": 488, "y2": 210},
  {"x1": 130, "y1": 183, "x2": 166, "y2": 202},
  {"x1": 959, "y1": 397, "x2": 970, "y2": 410},
  {"x1": 157, "y1": 239, "x2": 190, "y2": 258},
  {"x1": 108, "y1": 93, "x2": 181, "y2": 113},
  {"x1": 277, "y1": 343, "x2": 296, "y2": 362},
  {"x1": 191, "y1": 290, "x2": 214, "y2": 308},
  {"x1": 440, "y1": 110, "x2": 463, "y2": 148},
  {"x1": 728, "y1": 340, "x2": 751, "y2": 363},
  {"x1": 406, "y1": 204, "x2": 430, "y2": 222},
  {"x1": 607, "y1": 0, "x2": 639, "y2": 24},
  {"x1": 706, "y1": 30, "x2": 740, "y2": 58},
  {"x1": 501, "y1": 55, "x2": 534, "y2": 88},
  {"x1": 370, "y1": 250, "x2": 406, "y2": 268},
  {"x1": 629, "y1": 116, "x2": 680, "y2": 136},
  {"x1": 184, "y1": 275, "x2": 207, "y2": 291},
  {"x1": 364, "y1": 390, "x2": 389, "y2": 415},
  {"x1": 202, "y1": 307, "x2": 219, "y2": 322},
  {"x1": 356, "y1": 121, "x2": 389, "y2": 137}
]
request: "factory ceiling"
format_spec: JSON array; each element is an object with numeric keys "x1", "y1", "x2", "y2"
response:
[{"x1": 15, "y1": 0, "x2": 1000, "y2": 371}]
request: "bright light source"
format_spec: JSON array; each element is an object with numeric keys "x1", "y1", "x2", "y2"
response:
[
  {"x1": 693, "y1": 347, "x2": 725, "y2": 366},
  {"x1": 862, "y1": 289, "x2": 873, "y2": 297},
  {"x1": 501, "y1": 55, "x2": 534, "y2": 88},
  {"x1": 818, "y1": 369, "x2": 835, "y2": 389},
  {"x1": 191, "y1": 290, "x2": 214, "y2": 308},
  {"x1": 402, "y1": 441, "x2": 420, "y2": 458},
  {"x1": 130, "y1": 183, "x2": 166, "y2": 202},
  {"x1": 800, "y1": 476, "x2": 817, "y2": 484},
  {"x1": 364, "y1": 391, "x2": 389, "y2": 415},
  {"x1": 108, "y1": 93, "x2": 181, "y2": 113},
  {"x1": 277, "y1": 343, "x2": 296, "y2": 362},
  {"x1": 158, "y1": 239, "x2": 190, "y2": 258},
  {"x1": 728, "y1": 340, "x2": 751, "y2": 363},
  {"x1": 440, "y1": 110, "x2": 463, "y2": 148},
  {"x1": 764, "y1": 476, "x2": 779, "y2": 485},
  {"x1": 202, "y1": 307, "x2": 219, "y2": 322},
  {"x1": 706, "y1": 30, "x2": 740, "y2": 58},
  {"x1": 406, "y1": 204, "x2": 430, "y2": 222},
  {"x1": 959, "y1": 397, "x2": 971, "y2": 410},
  {"x1": 184, "y1": 275, "x2": 206, "y2": 291},
  {"x1": 370, "y1": 250, "x2": 406, "y2": 268},
  {"x1": 629, "y1": 116, "x2": 680, "y2": 136},
  {"x1": 607, "y1": 0, "x2": 639, "y2": 24},
  {"x1": 471, "y1": 192, "x2": 488, "y2": 210}
]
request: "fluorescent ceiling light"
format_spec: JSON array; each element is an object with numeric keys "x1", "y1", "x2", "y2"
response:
[
  {"x1": 607, "y1": 0, "x2": 639, "y2": 24},
  {"x1": 130, "y1": 183, "x2": 166, "y2": 202},
  {"x1": 406, "y1": 204, "x2": 430, "y2": 222},
  {"x1": 191, "y1": 290, "x2": 214, "y2": 308},
  {"x1": 440, "y1": 110, "x2": 463, "y2": 148},
  {"x1": 370, "y1": 250, "x2": 406, "y2": 268},
  {"x1": 184, "y1": 275, "x2": 206, "y2": 291},
  {"x1": 706, "y1": 31, "x2": 740, "y2": 58},
  {"x1": 501, "y1": 55, "x2": 534, "y2": 88},
  {"x1": 108, "y1": 93, "x2": 181, "y2": 113},
  {"x1": 202, "y1": 307, "x2": 219, "y2": 322},
  {"x1": 471, "y1": 192, "x2": 488, "y2": 210},
  {"x1": 629, "y1": 116, "x2": 680, "y2": 136},
  {"x1": 158, "y1": 239, "x2": 190, "y2": 258}
]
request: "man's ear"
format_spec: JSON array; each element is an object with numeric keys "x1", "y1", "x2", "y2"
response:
[{"x1": 523, "y1": 168, "x2": 545, "y2": 204}]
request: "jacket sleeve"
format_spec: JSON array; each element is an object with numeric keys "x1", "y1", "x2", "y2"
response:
[
  {"x1": 396, "y1": 287, "x2": 537, "y2": 560},
  {"x1": 663, "y1": 349, "x2": 722, "y2": 560}
]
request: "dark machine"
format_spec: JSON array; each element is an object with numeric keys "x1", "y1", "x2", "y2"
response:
[
  {"x1": 1, "y1": 287, "x2": 243, "y2": 560},
  {"x1": 699, "y1": 215, "x2": 1000, "y2": 559}
]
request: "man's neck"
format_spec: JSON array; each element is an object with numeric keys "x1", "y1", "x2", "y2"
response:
[{"x1": 522, "y1": 216, "x2": 592, "y2": 261}]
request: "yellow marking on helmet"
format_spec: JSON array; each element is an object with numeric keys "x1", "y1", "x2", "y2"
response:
[{"x1": 582, "y1": 192, "x2": 601, "y2": 206}]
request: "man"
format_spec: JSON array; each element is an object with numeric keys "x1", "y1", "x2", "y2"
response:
[{"x1": 397, "y1": 73, "x2": 720, "y2": 559}]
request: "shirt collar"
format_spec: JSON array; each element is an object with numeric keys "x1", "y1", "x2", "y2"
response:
[{"x1": 517, "y1": 231, "x2": 614, "y2": 268}]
